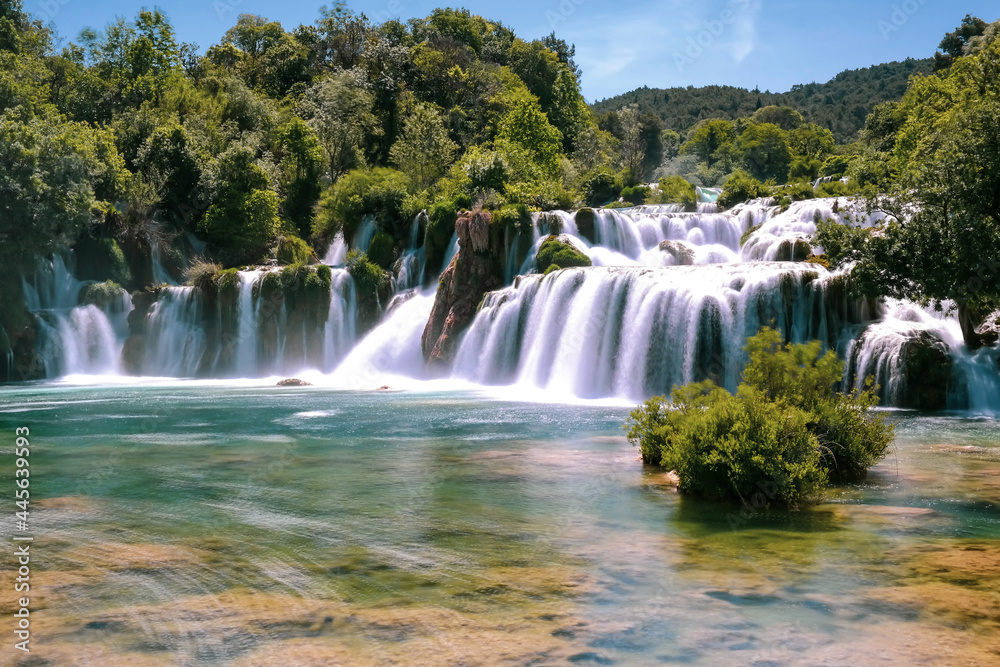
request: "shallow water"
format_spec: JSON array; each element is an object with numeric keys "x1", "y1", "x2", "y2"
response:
[{"x1": 1, "y1": 384, "x2": 998, "y2": 666}]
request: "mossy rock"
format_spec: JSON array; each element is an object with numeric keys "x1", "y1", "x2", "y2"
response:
[
  {"x1": 740, "y1": 224, "x2": 763, "y2": 247},
  {"x1": 535, "y1": 235, "x2": 591, "y2": 274},
  {"x1": 658, "y1": 240, "x2": 695, "y2": 266},
  {"x1": 900, "y1": 331, "x2": 953, "y2": 410},
  {"x1": 78, "y1": 281, "x2": 126, "y2": 310},
  {"x1": 75, "y1": 236, "x2": 132, "y2": 287},
  {"x1": 574, "y1": 208, "x2": 596, "y2": 242},
  {"x1": 774, "y1": 238, "x2": 812, "y2": 262},
  {"x1": 803, "y1": 254, "x2": 830, "y2": 269},
  {"x1": 276, "y1": 235, "x2": 315, "y2": 266}
]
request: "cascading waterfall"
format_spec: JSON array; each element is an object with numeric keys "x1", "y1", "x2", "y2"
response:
[
  {"x1": 137, "y1": 269, "x2": 357, "y2": 378},
  {"x1": 394, "y1": 214, "x2": 427, "y2": 292},
  {"x1": 22, "y1": 254, "x2": 132, "y2": 377},
  {"x1": 453, "y1": 264, "x2": 866, "y2": 400},
  {"x1": 352, "y1": 215, "x2": 379, "y2": 253},
  {"x1": 323, "y1": 233, "x2": 348, "y2": 266}
]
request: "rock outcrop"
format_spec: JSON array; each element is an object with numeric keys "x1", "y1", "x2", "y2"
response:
[
  {"x1": 422, "y1": 211, "x2": 503, "y2": 366},
  {"x1": 658, "y1": 240, "x2": 695, "y2": 266},
  {"x1": 900, "y1": 331, "x2": 953, "y2": 410}
]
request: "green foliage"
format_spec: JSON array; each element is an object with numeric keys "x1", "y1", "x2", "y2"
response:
[
  {"x1": 619, "y1": 185, "x2": 650, "y2": 206},
  {"x1": 592, "y1": 59, "x2": 933, "y2": 144},
  {"x1": 827, "y1": 37, "x2": 1000, "y2": 324},
  {"x1": 78, "y1": 280, "x2": 125, "y2": 309},
  {"x1": 495, "y1": 93, "x2": 563, "y2": 175},
  {"x1": 298, "y1": 70, "x2": 378, "y2": 180},
  {"x1": 186, "y1": 260, "x2": 221, "y2": 292},
  {"x1": 535, "y1": 235, "x2": 591, "y2": 273},
  {"x1": 582, "y1": 167, "x2": 620, "y2": 206},
  {"x1": 198, "y1": 147, "x2": 282, "y2": 265},
  {"x1": 346, "y1": 249, "x2": 390, "y2": 327},
  {"x1": 366, "y1": 231, "x2": 396, "y2": 270},
  {"x1": 652, "y1": 176, "x2": 697, "y2": 207},
  {"x1": 736, "y1": 122, "x2": 792, "y2": 182},
  {"x1": 681, "y1": 119, "x2": 736, "y2": 166},
  {"x1": 389, "y1": 102, "x2": 457, "y2": 189},
  {"x1": 0, "y1": 109, "x2": 128, "y2": 274},
  {"x1": 276, "y1": 118, "x2": 324, "y2": 239},
  {"x1": 313, "y1": 167, "x2": 411, "y2": 245},
  {"x1": 276, "y1": 235, "x2": 315, "y2": 266},
  {"x1": 718, "y1": 170, "x2": 769, "y2": 209},
  {"x1": 625, "y1": 328, "x2": 894, "y2": 507}
]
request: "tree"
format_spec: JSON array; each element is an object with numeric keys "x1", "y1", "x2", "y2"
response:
[
  {"x1": 625, "y1": 328, "x2": 894, "y2": 508},
  {"x1": 495, "y1": 93, "x2": 563, "y2": 175},
  {"x1": 389, "y1": 102, "x2": 458, "y2": 188},
  {"x1": 680, "y1": 119, "x2": 735, "y2": 167},
  {"x1": 935, "y1": 14, "x2": 987, "y2": 70},
  {"x1": 276, "y1": 118, "x2": 324, "y2": 238},
  {"x1": 751, "y1": 105, "x2": 804, "y2": 130},
  {"x1": 0, "y1": 109, "x2": 128, "y2": 273},
  {"x1": 818, "y1": 38, "x2": 1000, "y2": 346},
  {"x1": 616, "y1": 105, "x2": 645, "y2": 184},
  {"x1": 299, "y1": 71, "x2": 378, "y2": 180},
  {"x1": 736, "y1": 122, "x2": 792, "y2": 182},
  {"x1": 197, "y1": 147, "x2": 281, "y2": 264}
]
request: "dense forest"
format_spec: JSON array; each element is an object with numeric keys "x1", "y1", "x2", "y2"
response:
[
  {"x1": 0, "y1": 0, "x2": 998, "y2": 378},
  {"x1": 591, "y1": 59, "x2": 934, "y2": 144}
]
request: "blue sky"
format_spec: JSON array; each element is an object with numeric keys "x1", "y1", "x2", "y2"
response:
[{"x1": 32, "y1": 0, "x2": 1000, "y2": 101}]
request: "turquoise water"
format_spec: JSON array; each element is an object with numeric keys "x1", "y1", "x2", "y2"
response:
[{"x1": 1, "y1": 383, "x2": 998, "y2": 665}]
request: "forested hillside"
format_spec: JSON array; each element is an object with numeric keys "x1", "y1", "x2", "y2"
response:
[{"x1": 591, "y1": 58, "x2": 933, "y2": 143}]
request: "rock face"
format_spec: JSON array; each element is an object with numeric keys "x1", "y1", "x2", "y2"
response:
[
  {"x1": 959, "y1": 304, "x2": 1000, "y2": 350},
  {"x1": 900, "y1": 331, "x2": 953, "y2": 410},
  {"x1": 422, "y1": 211, "x2": 503, "y2": 366},
  {"x1": 658, "y1": 240, "x2": 695, "y2": 266}
]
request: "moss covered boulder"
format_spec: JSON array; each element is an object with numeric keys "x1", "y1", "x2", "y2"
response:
[
  {"x1": 658, "y1": 240, "x2": 695, "y2": 266},
  {"x1": 535, "y1": 235, "x2": 592, "y2": 274},
  {"x1": 774, "y1": 238, "x2": 812, "y2": 262},
  {"x1": 900, "y1": 331, "x2": 953, "y2": 410},
  {"x1": 574, "y1": 208, "x2": 596, "y2": 243}
]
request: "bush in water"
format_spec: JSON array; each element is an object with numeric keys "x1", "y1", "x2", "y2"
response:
[{"x1": 625, "y1": 327, "x2": 894, "y2": 508}]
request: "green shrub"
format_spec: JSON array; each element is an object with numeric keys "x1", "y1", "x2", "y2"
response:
[
  {"x1": 782, "y1": 181, "x2": 816, "y2": 202},
  {"x1": 820, "y1": 155, "x2": 852, "y2": 179},
  {"x1": 620, "y1": 184, "x2": 651, "y2": 206},
  {"x1": 346, "y1": 250, "x2": 391, "y2": 330},
  {"x1": 276, "y1": 235, "x2": 315, "y2": 266},
  {"x1": 535, "y1": 235, "x2": 592, "y2": 273},
  {"x1": 78, "y1": 281, "x2": 124, "y2": 309},
  {"x1": 186, "y1": 260, "x2": 221, "y2": 293},
  {"x1": 312, "y1": 167, "x2": 411, "y2": 246},
  {"x1": 717, "y1": 170, "x2": 770, "y2": 209},
  {"x1": 583, "y1": 167, "x2": 620, "y2": 206},
  {"x1": 651, "y1": 175, "x2": 697, "y2": 208},
  {"x1": 625, "y1": 327, "x2": 894, "y2": 508}
]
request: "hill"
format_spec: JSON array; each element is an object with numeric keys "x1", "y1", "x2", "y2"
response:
[{"x1": 590, "y1": 58, "x2": 933, "y2": 143}]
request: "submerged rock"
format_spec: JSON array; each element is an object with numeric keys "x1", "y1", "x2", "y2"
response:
[
  {"x1": 277, "y1": 378, "x2": 312, "y2": 386},
  {"x1": 574, "y1": 208, "x2": 596, "y2": 242}
]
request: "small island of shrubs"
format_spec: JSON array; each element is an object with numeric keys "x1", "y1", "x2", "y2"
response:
[{"x1": 625, "y1": 328, "x2": 895, "y2": 508}]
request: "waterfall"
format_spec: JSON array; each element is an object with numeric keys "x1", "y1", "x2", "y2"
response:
[
  {"x1": 22, "y1": 254, "x2": 132, "y2": 377},
  {"x1": 137, "y1": 268, "x2": 357, "y2": 378},
  {"x1": 453, "y1": 264, "x2": 856, "y2": 400},
  {"x1": 441, "y1": 232, "x2": 460, "y2": 271},
  {"x1": 323, "y1": 233, "x2": 348, "y2": 266},
  {"x1": 394, "y1": 214, "x2": 427, "y2": 292},
  {"x1": 333, "y1": 291, "x2": 436, "y2": 388},
  {"x1": 233, "y1": 271, "x2": 262, "y2": 375},
  {"x1": 352, "y1": 215, "x2": 378, "y2": 253}
]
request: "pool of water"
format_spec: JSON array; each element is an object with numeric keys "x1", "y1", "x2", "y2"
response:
[{"x1": 1, "y1": 383, "x2": 998, "y2": 665}]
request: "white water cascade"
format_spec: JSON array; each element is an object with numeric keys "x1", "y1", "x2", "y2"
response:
[
  {"x1": 22, "y1": 255, "x2": 132, "y2": 377},
  {"x1": 138, "y1": 269, "x2": 357, "y2": 378},
  {"x1": 394, "y1": 214, "x2": 427, "y2": 292}
]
